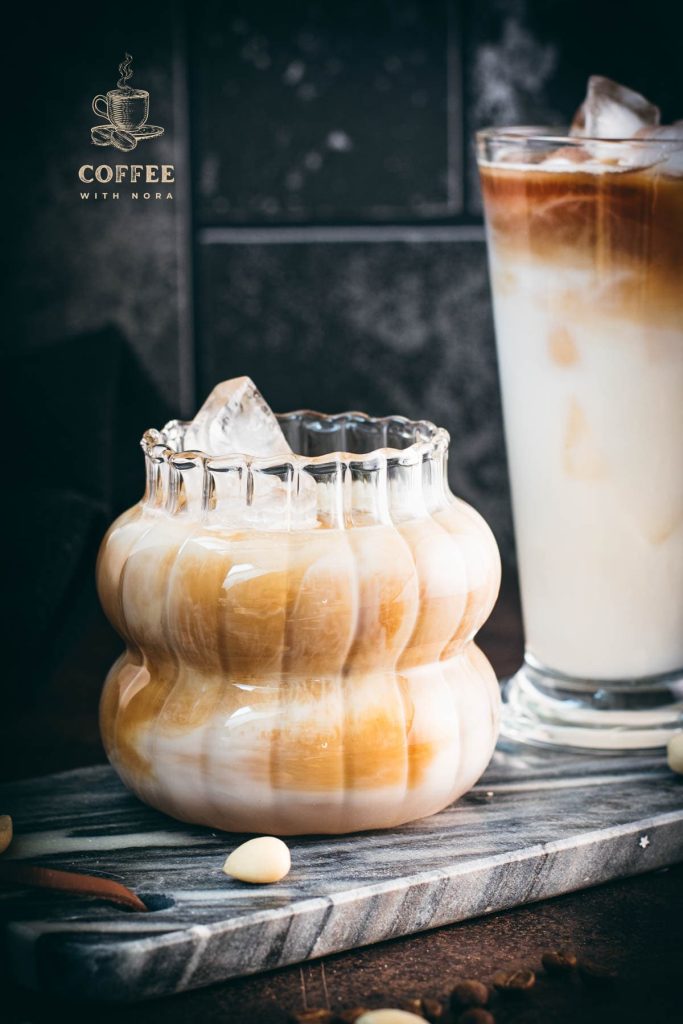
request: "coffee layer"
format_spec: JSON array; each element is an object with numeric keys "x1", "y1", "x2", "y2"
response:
[{"x1": 480, "y1": 164, "x2": 683, "y2": 323}]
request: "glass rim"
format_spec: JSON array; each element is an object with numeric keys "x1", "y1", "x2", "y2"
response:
[
  {"x1": 141, "y1": 409, "x2": 450, "y2": 468},
  {"x1": 476, "y1": 125, "x2": 683, "y2": 147}
]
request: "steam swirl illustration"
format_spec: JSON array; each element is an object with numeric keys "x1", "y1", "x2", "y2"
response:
[
  {"x1": 91, "y1": 54, "x2": 164, "y2": 152},
  {"x1": 117, "y1": 53, "x2": 134, "y2": 93}
]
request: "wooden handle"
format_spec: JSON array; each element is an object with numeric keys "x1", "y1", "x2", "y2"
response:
[{"x1": 0, "y1": 862, "x2": 148, "y2": 912}]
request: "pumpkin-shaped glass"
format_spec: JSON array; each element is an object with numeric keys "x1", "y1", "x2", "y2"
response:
[{"x1": 97, "y1": 411, "x2": 501, "y2": 834}]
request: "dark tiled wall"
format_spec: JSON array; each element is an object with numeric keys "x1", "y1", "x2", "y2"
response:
[
  {"x1": 9, "y1": 1, "x2": 682, "y2": 570},
  {"x1": 190, "y1": 0, "x2": 503, "y2": 551},
  {"x1": 193, "y1": 0, "x2": 458, "y2": 222},
  {"x1": 5, "y1": 0, "x2": 679, "y2": 696},
  {"x1": 5, "y1": 6, "x2": 194, "y2": 411},
  {"x1": 189, "y1": 0, "x2": 682, "y2": 565}
]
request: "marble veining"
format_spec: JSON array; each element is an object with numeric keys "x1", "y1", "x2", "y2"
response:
[{"x1": 1, "y1": 745, "x2": 681, "y2": 1001}]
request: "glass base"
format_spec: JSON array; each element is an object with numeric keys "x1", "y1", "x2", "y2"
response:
[{"x1": 500, "y1": 657, "x2": 683, "y2": 752}]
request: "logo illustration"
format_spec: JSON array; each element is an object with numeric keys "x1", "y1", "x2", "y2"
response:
[{"x1": 91, "y1": 54, "x2": 164, "y2": 152}]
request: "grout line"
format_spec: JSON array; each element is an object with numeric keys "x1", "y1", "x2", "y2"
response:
[
  {"x1": 182, "y1": 0, "x2": 210, "y2": 407},
  {"x1": 460, "y1": 0, "x2": 472, "y2": 214},
  {"x1": 198, "y1": 224, "x2": 486, "y2": 245},
  {"x1": 172, "y1": 0, "x2": 196, "y2": 418},
  {"x1": 446, "y1": 0, "x2": 464, "y2": 213}
]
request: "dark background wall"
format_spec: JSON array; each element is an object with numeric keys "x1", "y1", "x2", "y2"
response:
[{"x1": 2, "y1": 0, "x2": 680, "y2": 727}]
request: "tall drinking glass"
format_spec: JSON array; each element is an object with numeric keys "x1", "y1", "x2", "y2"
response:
[{"x1": 477, "y1": 129, "x2": 683, "y2": 750}]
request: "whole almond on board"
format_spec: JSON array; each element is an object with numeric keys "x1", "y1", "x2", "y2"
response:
[
  {"x1": 0, "y1": 815, "x2": 12, "y2": 854},
  {"x1": 223, "y1": 836, "x2": 291, "y2": 884},
  {"x1": 667, "y1": 732, "x2": 683, "y2": 773},
  {"x1": 356, "y1": 1011, "x2": 426, "y2": 1024}
]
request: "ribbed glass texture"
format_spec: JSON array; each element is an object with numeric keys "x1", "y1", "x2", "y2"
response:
[{"x1": 97, "y1": 412, "x2": 501, "y2": 834}]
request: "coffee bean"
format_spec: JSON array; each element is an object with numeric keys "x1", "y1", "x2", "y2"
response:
[
  {"x1": 450, "y1": 980, "x2": 489, "y2": 1008},
  {"x1": 0, "y1": 815, "x2": 12, "y2": 854},
  {"x1": 578, "y1": 960, "x2": 618, "y2": 987},
  {"x1": 334, "y1": 1010, "x2": 370, "y2": 1024},
  {"x1": 399, "y1": 998, "x2": 423, "y2": 1016},
  {"x1": 91, "y1": 125, "x2": 114, "y2": 146},
  {"x1": 542, "y1": 950, "x2": 578, "y2": 975},
  {"x1": 110, "y1": 129, "x2": 137, "y2": 152},
  {"x1": 457, "y1": 1011, "x2": 495, "y2": 1024},
  {"x1": 290, "y1": 1010, "x2": 334, "y2": 1023},
  {"x1": 420, "y1": 997, "x2": 444, "y2": 1022},
  {"x1": 491, "y1": 968, "x2": 535, "y2": 993}
]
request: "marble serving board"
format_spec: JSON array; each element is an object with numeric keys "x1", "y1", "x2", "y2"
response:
[{"x1": 1, "y1": 748, "x2": 682, "y2": 1002}]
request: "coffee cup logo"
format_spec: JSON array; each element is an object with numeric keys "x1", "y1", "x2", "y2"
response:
[{"x1": 91, "y1": 54, "x2": 164, "y2": 152}]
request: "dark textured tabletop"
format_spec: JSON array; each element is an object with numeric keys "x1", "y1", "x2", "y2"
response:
[{"x1": 2, "y1": 575, "x2": 681, "y2": 1023}]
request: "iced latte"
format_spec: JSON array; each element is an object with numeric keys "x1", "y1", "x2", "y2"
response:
[
  {"x1": 478, "y1": 77, "x2": 683, "y2": 748},
  {"x1": 97, "y1": 378, "x2": 502, "y2": 834}
]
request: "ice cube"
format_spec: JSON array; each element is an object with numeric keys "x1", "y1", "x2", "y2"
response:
[
  {"x1": 541, "y1": 145, "x2": 592, "y2": 167},
  {"x1": 635, "y1": 124, "x2": 683, "y2": 141},
  {"x1": 662, "y1": 149, "x2": 683, "y2": 175},
  {"x1": 634, "y1": 124, "x2": 683, "y2": 174},
  {"x1": 184, "y1": 377, "x2": 292, "y2": 458},
  {"x1": 538, "y1": 144, "x2": 594, "y2": 172},
  {"x1": 570, "y1": 76, "x2": 660, "y2": 139}
]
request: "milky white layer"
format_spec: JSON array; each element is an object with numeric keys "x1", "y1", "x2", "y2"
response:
[
  {"x1": 491, "y1": 258, "x2": 683, "y2": 680},
  {"x1": 105, "y1": 648, "x2": 500, "y2": 835}
]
